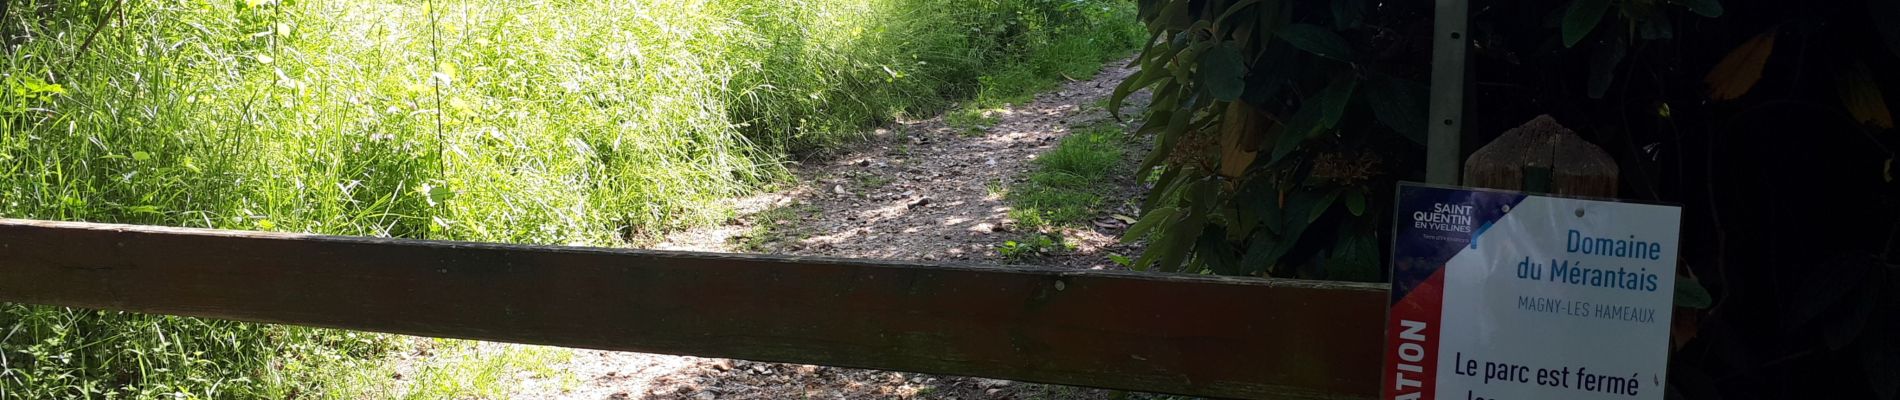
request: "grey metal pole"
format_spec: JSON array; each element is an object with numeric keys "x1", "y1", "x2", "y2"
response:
[{"x1": 1427, "y1": 0, "x2": 1468, "y2": 184}]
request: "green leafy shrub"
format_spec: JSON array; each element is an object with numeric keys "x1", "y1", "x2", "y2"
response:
[
  {"x1": 1118, "y1": 0, "x2": 1900, "y2": 398},
  {"x1": 1112, "y1": 0, "x2": 1719, "y2": 279}
]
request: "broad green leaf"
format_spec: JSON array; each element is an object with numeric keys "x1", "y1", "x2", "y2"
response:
[
  {"x1": 1562, "y1": 0, "x2": 1613, "y2": 47},
  {"x1": 1155, "y1": 212, "x2": 1206, "y2": 272},
  {"x1": 1198, "y1": 225, "x2": 1239, "y2": 275},
  {"x1": 1241, "y1": 42, "x2": 1298, "y2": 106},
  {"x1": 1227, "y1": 210, "x2": 1254, "y2": 242},
  {"x1": 1364, "y1": 74, "x2": 1428, "y2": 144},
  {"x1": 1270, "y1": 77, "x2": 1356, "y2": 163},
  {"x1": 1587, "y1": 38, "x2": 1627, "y2": 99},
  {"x1": 1154, "y1": 81, "x2": 1184, "y2": 111},
  {"x1": 1170, "y1": 42, "x2": 1212, "y2": 84},
  {"x1": 1345, "y1": 190, "x2": 1366, "y2": 216},
  {"x1": 1238, "y1": 233, "x2": 1277, "y2": 275},
  {"x1": 1639, "y1": 15, "x2": 1674, "y2": 40},
  {"x1": 1327, "y1": 225, "x2": 1380, "y2": 282},
  {"x1": 1138, "y1": 0, "x2": 1162, "y2": 21},
  {"x1": 1264, "y1": 189, "x2": 1330, "y2": 269},
  {"x1": 1130, "y1": 240, "x2": 1163, "y2": 271},
  {"x1": 1256, "y1": 0, "x2": 1290, "y2": 47},
  {"x1": 1131, "y1": 209, "x2": 1197, "y2": 271},
  {"x1": 1278, "y1": 23, "x2": 1355, "y2": 61},
  {"x1": 1233, "y1": 177, "x2": 1276, "y2": 237},
  {"x1": 1225, "y1": 13, "x2": 1261, "y2": 49},
  {"x1": 1215, "y1": 0, "x2": 1263, "y2": 25},
  {"x1": 1187, "y1": 88, "x2": 1218, "y2": 117},
  {"x1": 1136, "y1": 109, "x2": 1173, "y2": 136},
  {"x1": 1674, "y1": 278, "x2": 1713, "y2": 309},
  {"x1": 1256, "y1": 231, "x2": 1300, "y2": 276},
  {"x1": 1186, "y1": 179, "x2": 1221, "y2": 215},
  {"x1": 1142, "y1": 166, "x2": 1186, "y2": 212},
  {"x1": 1209, "y1": 204, "x2": 1237, "y2": 231},
  {"x1": 131, "y1": 151, "x2": 152, "y2": 162},
  {"x1": 1318, "y1": 78, "x2": 1359, "y2": 129},
  {"x1": 1672, "y1": 0, "x2": 1723, "y2": 18},
  {"x1": 1127, "y1": 29, "x2": 1166, "y2": 68},
  {"x1": 1332, "y1": 0, "x2": 1365, "y2": 30},
  {"x1": 1138, "y1": 109, "x2": 1193, "y2": 172},
  {"x1": 1307, "y1": 189, "x2": 1340, "y2": 224},
  {"x1": 1153, "y1": 0, "x2": 1192, "y2": 33},
  {"x1": 1148, "y1": 38, "x2": 1184, "y2": 73},
  {"x1": 1122, "y1": 207, "x2": 1182, "y2": 242},
  {"x1": 1111, "y1": 70, "x2": 1170, "y2": 121},
  {"x1": 1197, "y1": 44, "x2": 1249, "y2": 101},
  {"x1": 1271, "y1": 101, "x2": 1324, "y2": 163}
]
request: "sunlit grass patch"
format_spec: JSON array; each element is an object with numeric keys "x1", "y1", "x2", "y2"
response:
[
  {"x1": 1007, "y1": 124, "x2": 1129, "y2": 232},
  {"x1": 733, "y1": 202, "x2": 822, "y2": 252}
]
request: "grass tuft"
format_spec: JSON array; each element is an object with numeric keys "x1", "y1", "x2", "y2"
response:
[
  {"x1": 1006, "y1": 124, "x2": 1129, "y2": 232},
  {"x1": 732, "y1": 202, "x2": 820, "y2": 252}
]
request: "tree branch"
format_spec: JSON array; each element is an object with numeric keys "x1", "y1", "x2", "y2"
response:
[{"x1": 67, "y1": 0, "x2": 124, "y2": 70}]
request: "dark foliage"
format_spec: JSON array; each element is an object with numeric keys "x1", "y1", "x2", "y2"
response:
[{"x1": 1122, "y1": 0, "x2": 1899, "y2": 398}]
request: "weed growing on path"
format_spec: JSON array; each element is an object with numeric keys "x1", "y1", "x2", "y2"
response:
[
  {"x1": 997, "y1": 123, "x2": 1131, "y2": 260},
  {"x1": 1007, "y1": 124, "x2": 1129, "y2": 231},
  {"x1": 733, "y1": 202, "x2": 821, "y2": 253}
]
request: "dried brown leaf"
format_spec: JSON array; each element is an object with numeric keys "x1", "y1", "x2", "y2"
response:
[
  {"x1": 1705, "y1": 29, "x2": 1777, "y2": 101},
  {"x1": 1836, "y1": 60, "x2": 1894, "y2": 129}
]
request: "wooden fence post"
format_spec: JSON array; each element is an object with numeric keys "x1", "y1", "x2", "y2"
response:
[
  {"x1": 1461, "y1": 114, "x2": 1618, "y2": 196},
  {"x1": 1459, "y1": 114, "x2": 1708, "y2": 353}
]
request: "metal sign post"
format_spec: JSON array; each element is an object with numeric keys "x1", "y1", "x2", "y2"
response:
[{"x1": 1427, "y1": 0, "x2": 1468, "y2": 184}]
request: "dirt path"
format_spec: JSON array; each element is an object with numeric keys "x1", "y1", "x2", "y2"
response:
[{"x1": 483, "y1": 61, "x2": 1157, "y2": 400}]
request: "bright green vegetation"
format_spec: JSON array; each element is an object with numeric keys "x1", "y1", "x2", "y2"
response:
[
  {"x1": 945, "y1": 107, "x2": 1003, "y2": 135},
  {"x1": 997, "y1": 123, "x2": 1131, "y2": 261},
  {"x1": 1007, "y1": 124, "x2": 1129, "y2": 231},
  {"x1": 0, "y1": 310, "x2": 569, "y2": 399},
  {"x1": 997, "y1": 232, "x2": 1076, "y2": 261},
  {"x1": 0, "y1": 0, "x2": 1141, "y2": 397},
  {"x1": 371, "y1": 341, "x2": 574, "y2": 399},
  {"x1": 850, "y1": 172, "x2": 895, "y2": 191},
  {"x1": 732, "y1": 201, "x2": 820, "y2": 252}
]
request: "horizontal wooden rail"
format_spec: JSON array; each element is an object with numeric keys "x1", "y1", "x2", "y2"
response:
[{"x1": 0, "y1": 219, "x2": 1387, "y2": 399}]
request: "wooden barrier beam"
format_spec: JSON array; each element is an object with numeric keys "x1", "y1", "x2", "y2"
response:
[{"x1": 0, "y1": 219, "x2": 1387, "y2": 399}]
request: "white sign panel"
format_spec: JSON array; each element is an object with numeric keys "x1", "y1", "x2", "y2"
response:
[{"x1": 1382, "y1": 183, "x2": 1682, "y2": 400}]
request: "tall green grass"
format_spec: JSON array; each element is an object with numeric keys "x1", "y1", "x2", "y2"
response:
[{"x1": 1, "y1": 0, "x2": 1140, "y2": 397}]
